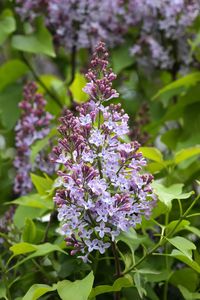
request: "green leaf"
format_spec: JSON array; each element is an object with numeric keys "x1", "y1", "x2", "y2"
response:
[
  {"x1": 57, "y1": 271, "x2": 94, "y2": 300},
  {"x1": 0, "y1": 282, "x2": 8, "y2": 300},
  {"x1": 0, "y1": 9, "x2": 16, "y2": 45},
  {"x1": 166, "y1": 220, "x2": 190, "y2": 235},
  {"x1": 152, "y1": 182, "x2": 193, "y2": 210},
  {"x1": 170, "y1": 268, "x2": 199, "y2": 292},
  {"x1": 12, "y1": 193, "x2": 53, "y2": 210},
  {"x1": 69, "y1": 72, "x2": 88, "y2": 103},
  {"x1": 185, "y1": 226, "x2": 200, "y2": 238},
  {"x1": 30, "y1": 174, "x2": 53, "y2": 195},
  {"x1": 10, "y1": 242, "x2": 37, "y2": 256},
  {"x1": 133, "y1": 268, "x2": 162, "y2": 275},
  {"x1": 0, "y1": 60, "x2": 28, "y2": 92},
  {"x1": 170, "y1": 250, "x2": 200, "y2": 273},
  {"x1": 13, "y1": 205, "x2": 47, "y2": 229},
  {"x1": 22, "y1": 284, "x2": 57, "y2": 300},
  {"x1": 146, "y1": 162, "x2": 166, "y2": 174},
  {"x1": 167, "y1": 236, "x2": 196, "y2": 259},
  {"x1": 139, "y1": 147, "x2": 164, "y2": 163},
  {"x1": 38, "y1": 75, "x2": 70, "y2": 107},
  {"x1": 22, "y1": 218, "x2": 36, "y2": 243},
  {"x1": 11, "y1": 18, "x2": 55, "y2": 57},
  {"x1": 161, "y1": 128, "x2": 181, "y2": 150},
  {"x1": 117, "y1": 229, "x2": 149, "y2": 273},
  {"x1": 178, "y1": 285, "x2": 200, "y2": 300},
  {"x1": 175, "y1": 147, "x2": 200, "y2": 164},
  {"x1": 89, "y1": 277, "x2": 132, "y2": 298},
  {"x1": 0, "y1": 84, "x2": 23, "y2": 129},
  {"x1": 112, "y1": 45, "x2": 133, "y2": 73},
  {"x1": 153, "y1": 72, "x2": 200, "y2": 100},
  {"x1": 133, "y1": 273, "x2": 146, "y2": 298},
  {"x1": 10, "y1": 243, "x2": 66, "y2": 269},
  {"x1": 30, "y1": 127, "x2": 57, "y2": 164},
  {"x1": 144, "y1": 269, "x2": 170, "y2": 283},
  {"x1": 117, "y1": 228, "x2": 146, "y2": 254}
]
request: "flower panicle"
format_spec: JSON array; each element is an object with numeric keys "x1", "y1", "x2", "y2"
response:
[
  {"x1": 83, "y1": 41, "x2": 119, "y2": 103},
  {"x1": 14, "y1": 82, "x2": 53, "y2": 196},
  {"x1": 52, "y1": 42, "x2": 156, "y2": 262}
]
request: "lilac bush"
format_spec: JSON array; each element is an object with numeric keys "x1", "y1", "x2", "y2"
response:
[
  {"x1": 16, "y1": 0, "x2": 127, "y2": 50},
  {"x1": 14, "y1": 82, "x2": 53, "y2": 196},
  {"x1": 16, "y1": 0, "x2": 200, "y2": 71},
  {"x1": 128, "y1": 0, "x2": 200, "y2": 70},
  {"x1": 52, "y1": 42, "x2": 156, "y2": 262}
]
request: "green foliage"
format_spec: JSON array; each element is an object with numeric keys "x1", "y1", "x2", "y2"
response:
[
  {"x1": 30, "y1": 174, "x2": 53, "y2": 196},
  {"x1": 69, "y1": 72, "x2": 89, "y2": 103},
  {"x1": 0, "y1": 60, "x2": 28, "y2": 92},
  {"x1": 175, "y1": 147, "x2": 200, "y2": 164},
  {"x1": 89, "y1": 277, "x2": 132, "y2": 298},
  {"x1": 0, "y1": 282, "x2": 7, "y2": 300},
  {"x1": 22, "y1": 218, "x2": 37, "y2": 243},
  {"x1": 9, "y1": 242, "x2": 66, "y2": 269},
  {"x1": 22, "y1": 284, "x2": 57, "y2": 300},
  {"x1": 153, "y1": 72, "x2": 200, "y2": 99},
  {"x1": 152, "y1": 182, "x2": 194, "y2": 210},
  {"x1": 112, "y1": 45, "x2": 133, "y2": 74},
  {"x1": 139, "y1": 147, "x2": 164, "y2": 163},
  {"x1": 0, "y1": 9, "x2": 16, "y2": 45},
  {"x1": 0, "y1": 83, "x2": 23, "y2": 129},
  {"x1": 30, "y1": 127, "x2": 57, "y2": 164},
  {"x1": 12, "y1": 193, "x2": 54, "y2": 210},
  {"x1": 11, "y1": 18, "x2": 55, "y2": 57},
  {"x1": 167, "y1": 236, "x2": 196, "y2": 259},
  {"x1": 179, "y1": 285, "x2": 200, "y2": 300},
  {"x1": 57, "y1": 272, "x2": 94, "y2": 300}
]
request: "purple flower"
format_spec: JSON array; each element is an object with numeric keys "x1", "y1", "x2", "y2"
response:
[
  {"x1": 0, "y1": 206, "x2": 15, "y2": 244},
  {"x1": 52, "y1": 42, "x2": 156, "y2": 261},
  {"x1": 89, "y1": 129, "x2": 105, "y2": 147},
  {"x1": 16, "y1": 0, "x2": 128, "y2": 50},
  {"x1": 13, "y1": 82, "x2": 53, "y2": 196},
  {"x1": 95, "y1": 222, "x2": 111, "y2": 238},
  {"x1": 127, "y1": 0, "x2": 200, "y2": 70}
]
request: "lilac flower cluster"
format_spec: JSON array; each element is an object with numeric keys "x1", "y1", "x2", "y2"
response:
[
  {"x1": 14, "y1": 82, "x2": 53, "y2": 196},
  {"x1": 0, "y1": 207, "x2": 15, "y2": 242},
  {"x1": 15, "y1": 0, "x2": 48, "y2": 21},
  {"x1": 52, "y1": 42, "x2": 156, "y2": 262},
  {"x1": 128, "y1": 0, "x2": 200, "y2": 69},
  {"x1": 16, "y1": 0, "x2": 127, "y2": 50},
  {"x1": 130, "y1": 102, "x2": 150, "y2": 146},
  {"x1": 16, "y1": 0, "x2": 200, "y2": 70}
]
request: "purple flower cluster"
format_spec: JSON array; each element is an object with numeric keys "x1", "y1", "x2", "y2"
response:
[
  {"x1": 16, "y1": 0, "x2": 127, "y2": 50},
  {"x1": 130, "y1": 102, "x2": 150, "y2": 146},
  {"x1": 52, "y1": 42, "x2": 156, "y2": 262},
  {"x1": 0, "y1": 207, "x2": 15, "y2": 242},
  {"x1": 15, "y1": 0, "x2": 48, "y2": 21},
  {"x1": 128, "y1": 0, "x2": 200, "y2": 69},
  {"x1": 16, "y1": 0, "x2": 200, "y2": 70},
  {"x1": 14, "y1": 82, "x2": 53, "y2": 196}
]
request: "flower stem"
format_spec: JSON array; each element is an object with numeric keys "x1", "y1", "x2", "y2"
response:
[
  {"x1": 42, "y1": 208, "x2": 57, "y2": 243},
  {"x1": 163, "y1": 212, "x2": 169, "y2": 300},
  {"x1": 67, "y1": 45, "x2": 77, "y2": 108},
  {"x1": 67, "y1": 45, "x2": 77, "y2": 86},
  {"x1": 21, "y1": 52, "x2": 63, "y2": 108},
  {"x1": 111, "y1": 241, "x2": 121, "y2": 300},
  {"x1": 0, "y1": 259, "x2": 11, "y2": 300}
]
